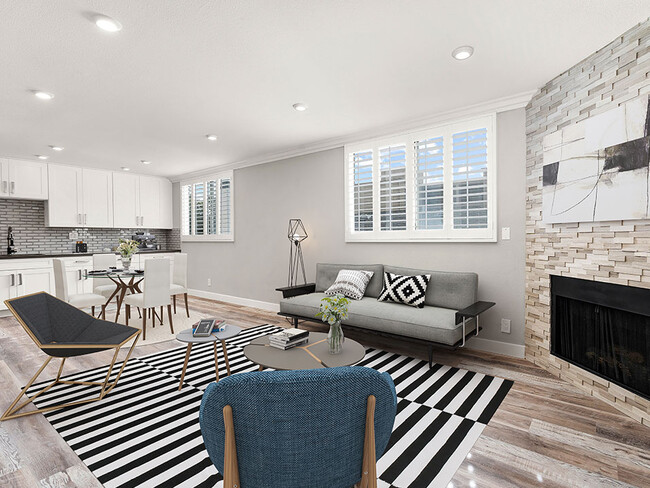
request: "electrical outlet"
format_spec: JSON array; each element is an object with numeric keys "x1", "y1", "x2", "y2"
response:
[
  {"x1": 501, "y1": 227, "x2": 511, "y2": 240},
  {"x1": 501, "y1": 318, "x2": 511, "y2": 334},
  {"x1": 207, "y1": 278, "x2": 212, "y2": 286}
]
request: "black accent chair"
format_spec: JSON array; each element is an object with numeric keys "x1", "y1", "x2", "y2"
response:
[{"x1": 1, "y1": 292, "x2": 140, "y2": 421}]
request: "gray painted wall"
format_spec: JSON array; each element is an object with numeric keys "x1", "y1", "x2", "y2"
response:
[{"x1": 180, "y1": 108, "x2": 526, "y2": 346}]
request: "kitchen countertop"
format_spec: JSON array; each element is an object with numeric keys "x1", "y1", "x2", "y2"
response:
[{"x1": 0, "y1": 249, "x2": 181, "y2": 260}]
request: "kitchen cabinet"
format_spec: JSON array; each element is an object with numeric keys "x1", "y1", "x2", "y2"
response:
[
  {"x1": 62, "y1": 257, "x2": 94, "y2": 295},
  {"x1": 0, "y1": 260, "x2": 54, "y2": 311},
  {"x1": 113, "y1": 173, "x2": 173, "y2": 229},
  {"x1": 46, "y1": 165, "x2": 113, "y2": 228},
  {"x1": 0, "y1": 159, "x2": 48, "y2": 200}
]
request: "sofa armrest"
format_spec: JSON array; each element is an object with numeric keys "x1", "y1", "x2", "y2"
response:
[
  {"x1": 455, "y1": 301, "x2": 495, "y2": 324},
  {"x1": 275, "y1": 283, "x2": 316, "y2": 299}
]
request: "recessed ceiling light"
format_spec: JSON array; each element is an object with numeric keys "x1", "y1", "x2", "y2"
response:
[
  {"x1": 49, "y1": 145, "x2": 64, "y2": 151},
  {"x1": 292, "y1": 102, "x2": 308, "y2": 112},
  {"x1": 33, "y1": 91, "x2": 54, "y2": 100},
  {"x1": 94, "y1": 14, "x2": 122, "y2": 33},
  {"x1": 206, "y1": 134, "x2": 218, "y2": 141},
  {"x1": 35, "y1": 155, "x2": 48, "y2": 160},
  {"x1": 452, "y1": 45, "x2": 474, "y2": 60},
  {"x1": 140, "y1": 160, "x2": 151, "y2": 165},
  {"x1": 121, "y1": 166, "x2": 130, "y2": 171}
]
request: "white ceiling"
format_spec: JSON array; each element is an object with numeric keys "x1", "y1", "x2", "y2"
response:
[{"x1": 0, "y1": 1, "x2": 648, "y2": 178}]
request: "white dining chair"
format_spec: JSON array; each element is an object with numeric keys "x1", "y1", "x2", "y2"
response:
[
  {"x1": 52, "y1": 259, "x2": 107, "y2": 319},
  {"x1": 93, "y1": 253, "x2": 119, "y2": 304},
  {"x1": 170, "y1": 253, "x2": 189, "y2": 317},
  {"x1": 123, "y1": 258, "x2": 173, "y2": 341}
]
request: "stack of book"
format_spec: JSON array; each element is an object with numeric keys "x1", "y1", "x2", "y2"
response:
[{"x1": 268, "y1": 329, "x2": 309, "y2": 350}]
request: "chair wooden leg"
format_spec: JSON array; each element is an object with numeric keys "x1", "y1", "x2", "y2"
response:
[
  {"x1": 101, "y1": 304, "x2": 106, "y2": 320},
  {"x1": 160, "y1": 306, "x2": 164, "y2": 326},
  {"x1": 151, "y1": 308, "x2": 155, "y2": 328},
  {"x1": 91, "y1": 306, "x2": 95, "y2": 317},
  {"x1": 223, "y1": 405, "x2": 241, "y2": 488},
  {"x1": 184, "y1": 293, "x2": 189, "y2": 317},
  {"x1": 356, "y1": 395, "x2": 377, "y2": 488},
  {"x1": 167, "y1": 304, "x2": 174, "y2": 334},
  {"x1": 142, "y1": 309, "x2": 147, "y2": 341},
  {"x1": 173, "y1": 295, "x2": 177, "y2": 314},
  {"x1": 125, "y1": 304, "x2": 130, "y2": 325}
]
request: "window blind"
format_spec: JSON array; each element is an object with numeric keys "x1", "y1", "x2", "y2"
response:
[
  {"x1": 351, "y1": 150, "x2": 373, "y2": 232},
  {"x1": 379, "y1": 144, "x2": 407, "y2": 231},
  {"x1": 180, "y1": 170, "x2": 234, "y2": 241},
  {"x1": 452, "y1": 128, "x2": 488, "y2": 229},
  {"x1": 414, "y1": 136, "x2": 444, "y2": 230},
  {"x1": 219, "y1": 178, "x2": 231, "y2": 235},
  {"x1": 194, "y1": 182, "x2": 205, "y2": 235},
  {"x1": 181, "y1": 184, "x2": 193, "y2": 236}
]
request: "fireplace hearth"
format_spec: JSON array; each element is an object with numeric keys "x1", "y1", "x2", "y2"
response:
[{"x1": 551, "y1": 275, "x2": 650, "y2": 400}]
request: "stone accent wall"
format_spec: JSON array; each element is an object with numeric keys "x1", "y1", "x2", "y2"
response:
[
  {"x1": 0, "y1": 199, "x2": 178, "y2": 255},
  {"x1": 525, "y1": 20, "x2": 650, "y2": 425}
]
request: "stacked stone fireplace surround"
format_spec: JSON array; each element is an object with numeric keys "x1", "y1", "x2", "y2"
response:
[{"x1": 526, "y1": 20, "x2": 650, "y2": 425}]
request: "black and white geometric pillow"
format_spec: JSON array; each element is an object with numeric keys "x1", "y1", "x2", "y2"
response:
[
  {"x1": 325, "y1": 269, "x2": 374, "y2": 300},
  {"x1": 377, "y1": 272, "x2": 430, "y2": 308}
]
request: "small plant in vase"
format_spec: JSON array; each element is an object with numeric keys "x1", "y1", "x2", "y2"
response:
[
  {"x1": 116, "y1": 239, "x2": 139, "y2": 271},
  {"x1": 316, "y1": 294, "x2": 349, "y2": 354}
]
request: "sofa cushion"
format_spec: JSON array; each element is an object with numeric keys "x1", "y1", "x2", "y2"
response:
[
  {"x1": 377, "y1": 272, "x2": 430, "y2": 308},
  {"x1": 315, "y1": 264, "x2": 384, "y2": 298},
  {"x1": 325, "y1": 269, "x2": 374, "y2": 300},
  {"x1": 384, "y1": 266, "x2": 477, "y2": 310},
  {"x1": 280, "y1": 292, "x2": 475, "y2": 346}
]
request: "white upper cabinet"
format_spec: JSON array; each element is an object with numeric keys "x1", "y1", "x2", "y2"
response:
[
  {"x1": 46, "y1": 164, "x2": 114, "y2": 227},
  {"x1": 0, "y1": 159, "x2": 48, "y2": 200},
  {"x1": 46, "y1": 165, "x2": 83, "y2": 227},
  {"x1": 82, "y1": 168, "x2": 113, "y2": 227},
  {"x1": 113, "y1": 172, "x2": 172, "y2": 229}
]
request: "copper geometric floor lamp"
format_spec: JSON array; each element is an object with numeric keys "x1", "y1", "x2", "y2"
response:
[{"x1": 287, "y1": 219, "x2": 308, "y2": 287}]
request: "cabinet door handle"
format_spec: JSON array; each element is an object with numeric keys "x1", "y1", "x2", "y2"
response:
[
  {"x1": 78, "y1": 269, "x2": 82, "y2": 281},
  {"x1": 141, "y1": 216, "x2": 144, "y2": 226},
  {"x1": 10, "y1": 274, "x2": 15, "y2": 287},
  {"x1": 2, "y1": 181, "x2": 7, "y2": 194},
  {"x1": 84, "y1": 214, "x2": 87, "y2": 225},
  {"x1": 18, "y1": 273, "x2": 22, "y2": 286},
  {"x1": 10, "y1": 181, "x2": 15, "y2": 194},
  {"x1": 78, "y1": 214, "x2": 82, "y2": 225},
  {"x1": 84, "y1": 269, "x2": 89, "y2": 280}
]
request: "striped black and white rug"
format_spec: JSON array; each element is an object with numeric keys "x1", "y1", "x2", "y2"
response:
[{"x1": 28, "y1": 324, "x2": 513, "y2": 488}]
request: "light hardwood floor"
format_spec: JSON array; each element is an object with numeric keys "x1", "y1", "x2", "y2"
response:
[{"x1": 0, "y1": 296, "x2": 648, "y2": 487}]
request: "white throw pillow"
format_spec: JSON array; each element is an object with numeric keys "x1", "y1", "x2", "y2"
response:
[{"x1": 324, "y1": 269, "x2": 374, "y2": 300}]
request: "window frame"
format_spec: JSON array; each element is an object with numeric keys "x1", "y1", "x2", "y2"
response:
[
  {"x1": 180, "y1": 170, "x2": 234, "y2": 242},
  {"x1": 344, "y1": 114, "x2": 496, "y2": 243}
]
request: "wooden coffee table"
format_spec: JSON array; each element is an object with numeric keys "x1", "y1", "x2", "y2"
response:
[{"x1": 243, "y1": 331, "x2": 365, "y2": 370}]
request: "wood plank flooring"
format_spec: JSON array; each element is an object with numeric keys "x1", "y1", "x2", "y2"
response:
[{"x1": 0, "y1": 296, "x2": 648, "y2": 487}]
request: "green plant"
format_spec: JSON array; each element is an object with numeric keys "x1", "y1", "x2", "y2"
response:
[
  {"x1": 316, "y1": 294, "x2": 350, "y2": 325},
  {"x1": 117, "y1": 239, "x2": 139, "y2": 258}
]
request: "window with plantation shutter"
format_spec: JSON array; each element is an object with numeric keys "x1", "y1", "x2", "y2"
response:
[
  {"x1": 345, "y1": 114, "x2": 495, "y2": 242},
  {"x1": 181, "y1": 170, "x2": 234, "y2": 241},
  {"x1": 380, "y1": 144, "x2": 407, "y2": 231},
  {"x1": 350, "y1": 149, "x2": 373, "y2": 232},
  {"x1": 452, "y1": 128, "x2": 488, "y2": 229}
]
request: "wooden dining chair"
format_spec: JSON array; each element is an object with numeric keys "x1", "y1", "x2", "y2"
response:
[
  {"x1": 123, "y1": 258, "x2": 173, "y2": 340},
  {"x1": 53, "y1": 259, "x2": 107, "y2": 319},
  {"x1": 199, "y1": 367, "x2": 397, "y2": 488}
]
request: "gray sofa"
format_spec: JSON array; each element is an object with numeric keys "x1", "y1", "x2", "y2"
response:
[{"x1": 279, "y1": 264, "x2": 485, "y2": 360}]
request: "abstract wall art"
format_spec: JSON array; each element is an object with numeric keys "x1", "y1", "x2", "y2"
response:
[{"x1": 542, "y1": 94, "x2": 650, "y2": 223}]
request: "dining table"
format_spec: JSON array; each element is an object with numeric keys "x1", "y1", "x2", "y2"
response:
[{"x1": 86, "y1": 269, "x2": 145, "y2": 323}]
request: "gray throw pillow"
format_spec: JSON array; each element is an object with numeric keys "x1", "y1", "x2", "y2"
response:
[{"x1": 324, "y1": 269, "x2": 374, "y2": 300}]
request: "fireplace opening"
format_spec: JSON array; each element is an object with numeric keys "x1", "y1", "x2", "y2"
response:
[{"x1": 551, "y1": 275, "x2": 650, "y2": 400}]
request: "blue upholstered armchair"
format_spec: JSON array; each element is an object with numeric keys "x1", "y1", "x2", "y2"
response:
[{"x1": 199, "y1": 366, "x2": 397, "y2": 488}]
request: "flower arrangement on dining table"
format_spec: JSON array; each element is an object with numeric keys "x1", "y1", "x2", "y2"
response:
[{"x1": 116, "y1": 239, "x2": 139, "y2": 270}]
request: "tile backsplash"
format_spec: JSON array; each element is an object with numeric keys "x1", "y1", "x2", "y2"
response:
[{"x1": 1, "y1": 199, "x2": 180, "y2": 255}]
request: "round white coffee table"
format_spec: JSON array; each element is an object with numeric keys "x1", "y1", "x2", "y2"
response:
[{"x1": 176, "y1": 324, "x2": 242, "y2": 390}]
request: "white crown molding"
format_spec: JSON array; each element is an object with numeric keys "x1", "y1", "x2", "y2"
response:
[{"x1": 170, "y1": 90, "x2": 537, "y2": 182}]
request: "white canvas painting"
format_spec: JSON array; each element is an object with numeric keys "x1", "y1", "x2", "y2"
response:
[{"x1": 542, "y1": 95, "x2": 650, "y2": 224}]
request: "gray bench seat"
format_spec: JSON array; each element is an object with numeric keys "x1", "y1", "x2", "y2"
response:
[{"x1": 280, "y1": 292, "x2": 476, "y2": 346}]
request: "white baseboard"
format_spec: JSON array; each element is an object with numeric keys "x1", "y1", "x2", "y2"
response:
[
  {"x1": 465, "y1": 336, "x2": 525, "y2": 358},
  {"x1": 188, "y1": 288, "x2": 280, "y2": 313}
]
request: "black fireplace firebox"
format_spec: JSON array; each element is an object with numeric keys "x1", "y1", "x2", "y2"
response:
[{"x1": 550, "y1": 275, "x2": 650, "y2": 400}]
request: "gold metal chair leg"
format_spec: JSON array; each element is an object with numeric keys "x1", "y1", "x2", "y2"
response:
[{"x1": 1, "y1": 357, "x2": 52, "y2": 421}]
